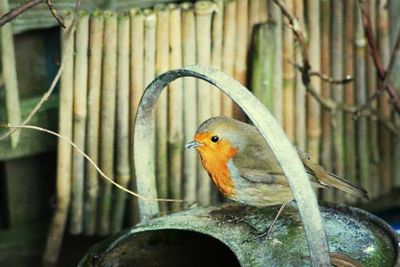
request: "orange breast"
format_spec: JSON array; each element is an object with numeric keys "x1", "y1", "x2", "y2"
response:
[{"x1": 198, "y1": 143, "x2": 238, "y2": 198}]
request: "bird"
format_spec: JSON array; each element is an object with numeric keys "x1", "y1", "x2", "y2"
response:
[{"x1": 185, "y1": 116, "x2": 368, "y2": 237}]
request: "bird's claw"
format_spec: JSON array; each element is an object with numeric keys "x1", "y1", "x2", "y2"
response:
[{"x1": 242, "y1": 226, "x2": 275, "y2": 244}]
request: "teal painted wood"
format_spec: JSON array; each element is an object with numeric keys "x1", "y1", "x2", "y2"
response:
[
  {"x1": 0, "y1": 96, "x2": 58, "y2": 160},
  {"x1": 7, "y1": 0, "x2": 189, "y2": 34},
  {"x1": 78, "y1": 204, "x2": 400, "y2": 267}
]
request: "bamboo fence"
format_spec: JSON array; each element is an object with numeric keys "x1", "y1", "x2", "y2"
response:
[
  {"x1": 355, "y1": 5, "x2": 369, "y2": 202},
  {"x1": 377, "y1": 0, "x2": 392, "y2": 196},
  {"x1": 43, "y1": 12, "x2": 74, "y2": 264},
  {"x1": 84, "y1": 11, "x2": 103, "y2": 235},
  {"x1": 129, "y1": 8, "x2": 144, "y2": 225},
  {"x1": 331, "y1": 0, "x2": 345, "y2": 202},
  {"x1": 168, "y1": 4, "x2": 183, "y2": 211},
  {"x1": 195, "y1": 1, "x2": 213, "y2": 206},
  {"x1": 112, "y1": 13, "x2": 131, "y2": 233},
  {"x1": 155, "y1": 4, "x2": 169, "y2": 213},
  {"x1": 98, "y1": 11, "x2": 117, "y2": 235},
  {"x1": 181, "y1": 3, "x2": 197, "y2": 205},
  {"x1": 51, "y1": 1, "x2": 400, "y2": 240},
  {"x1": 344, "y1": 0, "x2": 357, "y2": 203},
  {"x1": 366, "y1": 0, "x2": 380, "y2": 200},
  {"x1": 0, "y1": 0, "x2": 21, "y2": 148},
  {"x1": 70, "y1": 11, "x2": 89, "y2": 234}
]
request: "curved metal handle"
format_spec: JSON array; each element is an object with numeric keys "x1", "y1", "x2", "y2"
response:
[{"x1": 133, "y1": 65, "x2": 331, "y2": 266}]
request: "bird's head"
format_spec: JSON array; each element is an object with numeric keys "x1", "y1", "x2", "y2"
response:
[{"x1": 185, "y1": 117, "x2": 247, "y2": 161}]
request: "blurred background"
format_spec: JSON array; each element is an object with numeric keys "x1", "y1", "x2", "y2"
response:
[{"x1": 0, "y1": 0, "x2": 399, "y2": 266}]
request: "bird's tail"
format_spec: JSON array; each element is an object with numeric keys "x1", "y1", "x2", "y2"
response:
[
  {"x1": 321, "y1": 172, "x2": 369, "y2": 201},
  {"x1": 301, "y1": 155, "x2": 369, "y2": 200}
]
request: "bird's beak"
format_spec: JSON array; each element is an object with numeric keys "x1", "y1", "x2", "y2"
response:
[{"x1": 185, "y1": 140, "x2": 202, "y2": 150}]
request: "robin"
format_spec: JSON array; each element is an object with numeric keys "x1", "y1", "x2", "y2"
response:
[{"x1": 185, "y1": 116, "x2": 368, "y2": 237}]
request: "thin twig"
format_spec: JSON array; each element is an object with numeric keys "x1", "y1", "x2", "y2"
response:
[
  {"x1": 0, "y1": 0, "x2": 43, "y2": 27},
  {"x1": 0, "y1": 124, "x2": 188, "y2": 203},
  {"x1": 354, "y1": 23, "x2": 400, "y2": 116},
  {"x1": 290, "y1": 61, "x2": 353, "y2": 85},
  {"x1": 0, "y1": 0, "x2": 65, "y2": 27},
  {"x1": 354, "y1": 109, "x2": 400, "y2": 136},
  {"x1": 358, "y1": 0, "x2": 400, "y2": 114},
  {"x1": 309, "y1": 72, "x2": 353, "y2": 85},
  {"x1": 272, "y1": 0, "x2": 309, "y2": 71},
  {"x1": 45, "y1": 0, "x2": 65, "y2": 28}
]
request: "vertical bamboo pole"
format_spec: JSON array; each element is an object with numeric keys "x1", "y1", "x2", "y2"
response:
[
  {"x1": 129, "y1": 8, "x2": 144, "y2": 225},
  {"x1": 233, "y1": 0, "x2": 248, "y2": 120},
  {"x1": 144, "y1": 9, "x2": 157, "y2": 88},
  {"x1": 0, "y1": 0, "x2": 21, "y2": 148},
  {"x1": 259, "y1": 0, "x2": 268, "y2": 22},
  {"x1": 98, "y1": 11, "x2": 117, "y2": 235},
  {"x1": 248, "y1": 0, "x2": 261, "y2": 40},
  {"x1": 251, "y1": 23, "x2": 276, "y2": 111},
  {"x1": 168, "y1": 4, "x2": 183, "y2": 211},
  {"x1": 181, "y1": 3, "x2": 198, "y2": 205},
  {"x1": 211, "y1": 0, "x2": 223, "y2": 116},
  {"x1": 84, "y1": 11, "x2": 104, "y2": 235},
  {"x1": 248, "y1": 0, "x2": 260, "y2": 46},
  {"x1": 294, "y1": 0, "x2": 306, "y2": 151},
  {"x1": 355, "y1": 6, "x2": 370, "y2": 202},
  {"x1": 366, "y1": 0, "x2": 380, "y2": 199},
  {"x1": 377, "y1": 0, "x2": 392, "y2": 195},
  {"x1": 129, "y1": 9, "x2": 144, "y2": 225},
  {"x1": 221, "y1": 0, "x2": 236, "y2": 117},
  {"x1": 268, "y1": 0, "x2": 283, "y2": 124},
  {"x1": 320, "y1": 0, "x2": 334, "y2": 202},
  {"x1": 234, "y1": 0, "x2": 248, "y2": 86},
  {"x1": 155, "y1": 4, "x2": 169, "y2": 213},
  {"x1": 282, "y1": 0, "x2": 295, "y2": 141},
  {"x1": 137, "y1": 9, "x2": 159, "y2": 220},
  {"x1": 195, "y1": 1, "x2": 213, "y2": 206},
  {"x1": 306, "y1": 0, "x2": 321, "y2": 163},
  {"x1": 43, "y1": 13, "x2": 74, "y2": 265},
  {"x1": 389, "y1": 0, "x2": 400, "y2": 187},
  {"x1": 343, "y1": 0, "x2": 357, "y2": 203},
  {"x1": 210, "y1": 1, "x2": 224, "y2": 202},
  {"x1": 331, "y1": 0, "x2": 345, "y2": 202},
  {"x1": 111, "y1": 13, "x2": 131, "y2": 233},
  {"x1": 70, "y1": 10, "x2": 89, "y2": 235}
]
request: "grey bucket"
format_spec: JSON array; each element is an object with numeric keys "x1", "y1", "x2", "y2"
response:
[
  {"x1": 78, "y1": 203, "x2": 399, "y2": 266},
  {"x1": 79, "y1": 66, "x2": 400, "y2": 266}
]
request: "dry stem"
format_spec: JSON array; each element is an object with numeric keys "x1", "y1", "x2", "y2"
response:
[{"x1": 1, "y1": 124, "x2": 187, "y2": 203}]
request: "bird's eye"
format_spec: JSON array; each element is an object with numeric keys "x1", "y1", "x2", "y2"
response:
[{"x1": 211, "y1": 135, "x2": 219, "y2": 143}]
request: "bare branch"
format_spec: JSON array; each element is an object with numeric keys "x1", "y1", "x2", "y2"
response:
[
  {"x1": 0, "y1": 0, "x2": 65, "y2": 28},
  {"x1": 358, "y1": 0, "x2": 400, "y2": 114},
  {"x1": 45, "y1": 0, "x2": 65, "y2": 28},
  {"x1": 272, "y1": 0, "x2": 400, "y2": 137},
  {"x1": 0, "y1": 0, "x2": 43, "y2": 27},
  {"x1": 309, "y1": 72, "x2": 353, "y2": 85}
]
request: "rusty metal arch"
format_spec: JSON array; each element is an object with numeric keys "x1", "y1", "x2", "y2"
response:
[{"x1": 133, "y1": 65, "x2": 331, "y2": 265}]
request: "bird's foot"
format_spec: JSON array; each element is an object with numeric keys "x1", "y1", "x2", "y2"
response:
[
  {"x1": 241, "y1": 225, "x2": 275, "y2": 244},
  {"x1": 252, "y1": 226, "x2": 275, "y2": 240}
]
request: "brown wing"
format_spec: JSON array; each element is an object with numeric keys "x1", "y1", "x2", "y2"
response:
[
  {"x1": 237, "y1": 167, "x2": 289, "y2": 186},
  {"x1": 232, "y1": 124, "x2": 327, "y2": 188}
]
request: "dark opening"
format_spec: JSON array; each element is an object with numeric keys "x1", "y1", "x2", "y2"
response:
[{"x1": 95, "y1": 230, "x2": 241, "y2": 267}]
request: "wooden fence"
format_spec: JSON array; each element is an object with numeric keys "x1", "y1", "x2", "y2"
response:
[{"x1": 53, "y1": 0, "x2": 400, "y2": 238}]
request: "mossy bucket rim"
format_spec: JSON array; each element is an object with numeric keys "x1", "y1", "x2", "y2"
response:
[{"x1": 79, "y1": 203, "x2": 400, "y2": 267}]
